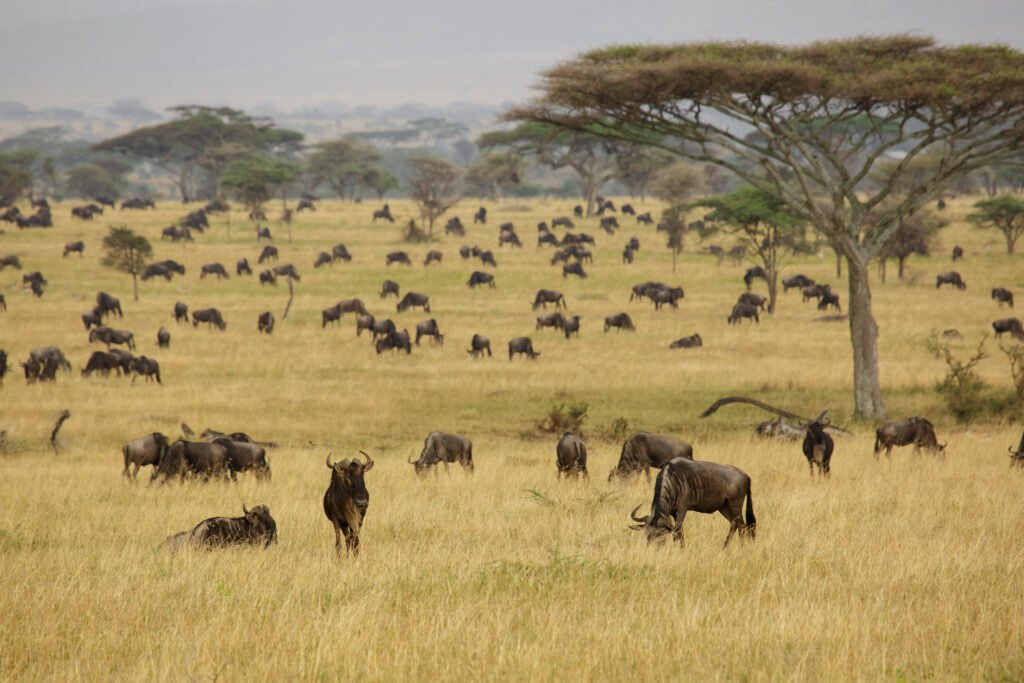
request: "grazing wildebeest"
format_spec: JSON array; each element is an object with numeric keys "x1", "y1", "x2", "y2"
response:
[
  {"x1": 802, "y1": 283, "x2": 831, "y2": 303},
  {"x1": 81, "y1": 350, "x2": 123, "y2": 377},
  {"x1": 22, "y1": 272, "x2": 46, "y2": 292},
  {"x1": 992, "y1": 288, "x2": 1014, "y2": 308},
  {"x1": 552, "y1": 216, "x2": 574, "y2": 228},
  {"x1": 180, "y1": 209, "x2": 209, "y2": 232},
  {"x1": 379, "y1": 280, "x2": 401, "y2": 299},
  {"x1": 192, "y1": 308, "x2": 227, "y2": 330},
  {"x1": 157, "y1": 326, "x2": 170, "y2": 348},
  {"x1": 258, "y1": 245, "x2": 278, "y2": 264},
  {"x1": 296, "y1": 198, "x2": 316, "y2": 212},
  {"x1": 63, "y1": 241, "x2": 84, "y2": 258},
  {"x1": 499, "y1": 230, "x2": 523, "y2": 248},
  {"x1": 141, "y1": 263, "x2": 175, "y2": 281},
  {"x1": 727, "y1": 303, "x2": 760, "y2": 325},
  {"x1": 424, "y1": 250, "x2": 443, "y2": 266},
  {"x1": 670, "y1": 334, "x2": 703, "y2": 349},
  {"x1": 386, "y1": 251, "x2": 412, "y2": 266},
  {"x1": 130, "y1": 356, "x2": 161, "y2": 384},
  {"x1": 376, "y1": 329, "x2": 412, "y2": 354},
  {"x1": 331, "y1": 244, "x2": 352, "y2": 262},
  {"x1": 743, "y1": 266, "x2": 767, "y2": 290},
  {"x1": 467, "y1": 334, "x2": 492, "y2": 358},
  {"x1": 259, "y1": 270, "x2": 276, "y2": 286},
  {"x1": 783, "y1": 274, "x2": 815, "y2": 292},
  {"x1": 370, "y1": 319, "x2": 396, "y2": 342},
  {"x1": 556, "y1": 432, "x2": 588, "y2": 479},
  {"x1": 621, "y1": 204, "x2": 636, "y2": 216},
  {"x1": 108, "y1": 349, "x2": 133, "y2": 375},
  {"x1": 874, "y1": 417, "x2": 945, "y2": 459},
  {"x1": 459, "y1": 245, "x2": 472, "y2": 259},
  {"x1": 0, "y1": 254, "x2": 22, "y2": 270},
  {"x1": 322, "y1": 299, "x2": 367, "y2": 327},
  {"x1": 636, "y1": 212, "x2": 654, "y2": 225},
  {"x1": 737, "y1": 292, "x2": 767, "y2": 311},
  {"x1": 272, "y1": 263, "x2": 300, "y2": 281},
  {"x1": 604, "y1": 313, "x2": 635, "y2": 332},
  {"x1": 153, "y1": 439, "x2": 230, "y2": 483},
  {"x1": 410, "y1": 432, "x2": 474, "y2": 475},
  {"x1": 467, "y1": 271, "x2": 495, "y2": 289},
  {"x1": 397, "y1": 292, "x2": 430, "y2": 313},
  {"x1": 165, "y1": 505, "x2": 277, "y2": 550},
  {"x1": 71, "y1": 204, "x2": 102, "y2": 220},
  {"x1": 818, "y1": 291, "x2": 841, "y2": 312},
  {"x1": 372, "y1": 204, "x2": 395, "y2": 223},
  {"x1": 258, "y1": 311, "x2": 275, "y2": 335},
  {"x1": 992, "y1": 318, "x2": 1024, "y2": 339},
  {"x1": 200, "y1": 262, "x2": 229, "y2": 280},
  {"x1": 82, "y1": 308, "x2": 103, "y2": 330},
  {"x1": 121, "y1": 432, "x2": 169, "y2": 480},
  {"x1": 562, "y1": 262, "x2": 588, "y2": 279},
  {"x1": 508, "y1": 337, "x2": 540, "y2": 360},
  {"x1": 536, "y1": 312, "x2": 566, "y2": 331},
  {"x1": 599, "y1": 216, "x2": 619, "y2": 233},
  {"x1": 256, "y1": 225, "x2": 272, "y2": 241},
  {"x1": 532, "y1": 289, "x2": 566, "y2": 310},
  {"x1": 629, "y1": 457, "x2": 756, "y2": 548},
  {"x1": 236, "y1": 258, "x2": 252, "y2": 276},
  {"x1": 936, "y1": 271, "x2": 967, "y2": 290},
  {"x1": 609, "y1": 432, "x2": 693, "y2": 481},
  {"x1": 173, "y1": 301, "x2": 188, "y2": 323},
  {"x1": 802, "y1": 411, "x2": 834, "y2": 477},
  {"x1": 415, "y1": 319, "x2": 444, "y2": 346},
  {"x1": 89, "y1": 326, "x2": 136, "y2": 351},
  {"x1": 96, "y1": 291, "x2": 122, "y2": 318},
  {"x1": 212, "y1": 438, "x2": 271, "y2": 480},
  {"x1": 650, "y1": 287, "x2": 685, "y2": 310},
  {"x1": 445, "y1": 217, "x2": 465, "y2": 236},
  {"x1": 479, "y1": 250, "x2": 498, "y2": 267},
  {"x1": 952, "y1": 245, "x2": 964, "y2": 261},
  {"x1": 355, "y1": 314, "x2": 376, "y2": 337},
  {"x1": 563, "y1": 315, "x2": 581, "y2": 339},
  {"x1": 473, "y1": 207, "x2": 487, "y2": 224},
  {"x1": 314, "y1": 252, "x2": 332, "y2": 268},
  {"x1": 324, "y1": 452, "x2": 374, "y2": 557},
  {"x1": 539, "y1": 232, "x2": 559, "y2": 248}
]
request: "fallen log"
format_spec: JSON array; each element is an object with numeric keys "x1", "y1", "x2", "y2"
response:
[{"x1": 699, "y1": 396, "x2": 850, "y2": 434}]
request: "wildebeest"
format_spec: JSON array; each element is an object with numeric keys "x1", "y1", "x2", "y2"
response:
[
  {"x1": 258, "y1": 245, "x2": 279, "y2": 264},
  {"x1": 498, "y1": 230, "x2": 523, "y2": 248},
  {"x1": 743, "y1": 266, "x2": 767, "y2": 290},
  {"x1": 936, "y1": 271, "x2": 967, "y2": 290},
  {"x1": 737, "y1": 292, "x2": 767, "y2": 311},
  {"x1": 109, "y1": 349, "x2": 133, "y2": 375},
  {"x1": 467, "y1": 334, "x2": 493, "y2": 358},
  {"x1": 508, "y1": 337, "x2": 539, "y2": 360},
  {"x1": 82, "y1": 308, "x2": 103, "y2": 330},
  {"x1": 259, "y1": 270, "x2": 276, "y2": 286},
  {"x1": 157, "y1": 326, "x2": 170, "y2": 348},
  {"x1": 96, "y1": 291, "x2": 123, "y2": 319},
  {"x1": 258, "y1": 311, "x2": 275, "y2": 335},
  {"x1": 670, "y1": 334, "x2": 703, "y2": 349},
  {"x1": 180, "y1": 209, "x2": 209, "y2": 232},
  {"x1": 94, "y1": 196, "x2": 116, "y2": 208},
  {"x1": 783, "y1": 274, "x2": 815, "y2": 292},
  {"x1": 410, "y1": 432, "x2": 474, "y2": 475},
  {"x1": 324, "y1": 451, "x2": 374, "y2": 557},
  {"x1": 573, "y1": 205, "x2": 584, "y2": 217},
  {"x1": 173, "y1": 301, "x2": 188, "y2": 323},
  {"x1": 314, "y1": 251, "x2": 333, "y2": 269},
  {"x1": 200, "y1": 262, "x2": 229, "y2": 280},
  {"x1": 396, "y1": 292, "x2": 430, "y2": 313},
  {"x1": 552, "y1": 216, "x2": 574, "y2": 229},
  {"x1": 622, "y1": 245, "x2": 635, "y2": 264},
  {"x1": 0, "y1": 349, "x2": 7, "y2": 383},
  {"x1": 415, "y1": 319, "x2": 444, "y2": 346},
  {"x1": 650, "y1": 287, "x2": 685, "y2": 310},
  {"x1": 556, "y1": 432, "x2": 588, "y2": 479},
  {"x1": 63, "y1": 241, "x2": 84, "y2": 258},
  {"x1": 121, "y1": 432, "x2": 169, "y2": 480},
  {"x1": 141, "y1": 263, "x2": 176, "y2": 281},
  {"x1": 165, "y1": 504, "x2": 277, "y2": 550},
  {"x1": 538, "y1": 232, "x2": 559, "y2": 248},
  {"x1": 992, "y1": 288, "x2": 1014, "y2": 308},
  {"x1": 467, "y1": 271, "x2": 495, "y2": 289},
  {"x1": 81, "y1": 350, "x2": 123, "y2": 377},
  {"x1": 121, "y1": 197, "x2": 155, "y2": 210},
  {"x1": 192, "y1": 308, "x2": 227, "y2": 330},
  {"x1": 562, "y1": 262, "x2": 588, "y2": 279},
  {"x1": 474, "y1": 206, "x2": 487, "y2": 224},
  {"x1": 0, "y1": 254, "x2": 22, "y2": 270},
  {"x1": 1010, "y1": 429, "x2": 1024, "y2": 468},
  {"x1": 636, "y1": 212, "x2": 654, "y2": 225},
  {"x1": 532, "y1": 289, "x2": 566, "y2": 310},
  {"x1": 609, "y1": 432, "x2": 693, "y2": 481},
  {"x1": 372, "y1": 204, "x2": 395, "y2": 222},
  {"x1": 161, "y1": 226, "x2": 193, "y2": 242},
  {"x1": 802, "y1": 284, "x2": 831, "y2": 303},
  {"x1": 379, "y1": 280, "x2": 401, "y2": 299},
  {"x1": 818, "y1": 291, "x2": 841, "y2": 312},
  {"x1": 355, "y1": 314, "x2": 376, "y2": 337},
  {"x1": 755, "y1": 416, "x2": 804, "y2": 441},
  {"x1": 256, "y1": 225, "x2": 272, "y2": 241},
  {"x1": 621, "y1": 204, "x2": 636, "y2": 216},
  {"x1": 727, "y1": 303, "x2": 760, "y2": 325},
  {"x1": 479, "y1": 250, "x2": 498, "y2": 267},
  {"x1": 991, "y1": 318, "x2": 1024, "y2": 338},
  {"x1": 272, "y1": 263, "x2": 300, "y2": 281},
  {"x1": 153, "y1": 439, "x2": 230, "y2": 483},
  {"x1": 386, "y1": 251, "x2": 412, "y2": 266},
  {"x1": 331, "y1": 244, "x2": 352, "y2": 262},
  {"x1": 236, "y1": 258, "x2": 252, "y2": 276},
  {"x1": 445, "y1": 216, "x2": 465, "y2": 236},
  {"x1": 424, "y1": 250, "x2": 443, "y2": 266},
  {"x1": 375, "y1": 329, "x2": 412, "y2": 354},
  {"x1": 629, "y1": 457, "x2": 756, "y2": 548},
  {"x1": 874, "y1": 417, "x2": 945, "y2": 459},
  {"x1": 212, "y1": 437, "x2": 271, "y2": 480},
  {"x1": 599, "y1": 216, "x2": 619, "y2": 234},
  {"x1": 89, "y1": 326, "x2": 136, "y2": 351},
  {"x1": 130, "y1": 356, "x2": 161, "y2": 384},
  {"x1": 370, "y1": 319, "x2": 396, "y2": 342},
  {"x1": 563, "y1": 315, "x2": 581, "y2": 339},
  {"x1": 604, "y1": 312, "x2": 635, "y2": 332},
  {"x1": 952, "y1": 245, "x2": 964, "y2": 261},
  {"x1": 71, "y1": 204, "x2": 103, "y2": 220},
  {"x1": 296, "y1": 198, "x2": 316, "y2": 212},
  {"x1": 802, "y1": 411, "x2": 834, "y2": 477}
]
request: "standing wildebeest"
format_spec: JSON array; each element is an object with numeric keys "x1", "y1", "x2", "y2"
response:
[
  {"x1": 314, "y1": 252, "x2": 333, "y2": 269},
  {"x1": 563, "y1": 262, "x2": 588, "y2": 279},
  {"x1": 556, "y1": 432, "x2": 588, "y2": 479},
  {"x1": 727, "y1": 303, "x2": 760, "y2": 325},
  {"x1": 936, "y1": 271, "x2": 967, "y2": 290},
  {"x1": 397, "y1": 292, "x2": 430, "y2": 313},
  {"x1": 573, "y1": 205, "x2": 584, "y2": 217},
  {"x1": 355, "y1": 313, "x2": 376, "y2": 337},
  {"x1": 200, "y1": 262, "x2": 229, "y2": 280},
  {"x1": 324, "y1": 451, "x2": 374, "y2": 556},
  {"x1": 737, "y1": 292, "x2": 767, "y2": 311},
  {"x1": 370, "y1": 319, "x2": 396, "y2": 342},
  {"x1": 952, "y1": 245, "x2": 964, "y2": 261},
  {"x1": 141, "y1": 263, "x2": 174, "y2": 282},
  {"x1": 272, "y1": 263, "x2": 300, "y2": 281},
  {"x1": 623, "y1": 245, "x2": 636, "y2": 264},
  {"x1": 130, "y1": 356, "x2": 161, "y2": 384},
  {"x1": 410, "y1": 432, "x2": 474, "y2": 475},
  {"x1": 89, "y1": 326, "x2": 136, "y2": 351},
  {"x1": 213, "y1": 438, "x2": 271, "y2": 480},
  {"x1": 467, "y1": 271, "x2": 496, "y2": 289},
  {"x1": 386, "y1": 251, "x2": 412, "y2": 266},
  {"x1": 82, "y1": 308, "x2": 103, "y2": 330},
  {"x1": 508, "y1": 337, "x2": 540, "y2": 360},
  {"x1": 539, "y1": 231, "x2": 559, "y2": 248},
  {"x1": 636, "y1": 212, "x2": 654, "y2": 225},
  {"x1": 109, "y1": 349, "x2": 133, "y2": 375},
  {"x1": 376, "y1": 329, "x2": 412, "y2": 354},
  {"x1": 474, "y1": 206, "x2": 487, "y2": 224},
  {"x1": 468, "y1": 334, "x2": 492, "y2": 358},
  {"x1": 121, "y1": 432, "x2": 169, "y2": 480},
  {"x1": 536, "y1": 312, "x2": 566, "y2": 332},
  {"x1": 802, "y1": 411, "x2": 834, "y2": 477},
  {"x1": 165, "y1": 505, "x2": 277, "y2": 550},
  {"x1": 0, "y1": 254, "x2": 22, "y2": 270},
  {"x1": 157, "y1": 326, "x2": 170, "y2": 348},
  {"x1": 95, "y1": 291, "x2": 122, "y2": 318},
  {"x1": 380, "y1": 280, "x2": 400, "y2": 298},
  {"x1": 258, "y1": 311, "x2": 275, "y2": 335},
  {"x1": 332, "y1": 244, "x2": 353, "y2": 262},
  {"x1": 237, "y1": 258, "x2": 252, "y2": 276},
  {"x1": 743, "y1": 266, "x2": 767, "y2": 290},
  {"x1": 604, "y1": 313, "x2": 635, "y2": 332},
  {"x1": 563, "y1": 315, "x2": 581, "y2": 339},
  {"x1": 599, "y1": 216, "x2": 619, "y2": 233},
  {"x1": 650, "y1": 287, "x2": 685, "y2": 310},
  {"x1": 259, "y1": 270, "x2": 276, "y2": 286},
  {"x1": 992, "y1": 288, "x2": 1014, "y2": 308},
  {"x1": 479, "y1": 250, "x2": 498, "y2": 267},
  {"x1": 258, "y1": 245, "x2": 279, "y2": 264},
  {"x1": 81, "y1": 350, "x2": 123, "y2": 377},
  {"x1": 256, "y1": 225, "x2": 272, "y2": 241},
  {"x1": 192, "y1": 308, "x2": 227, "y2": 330},
  {"x1": 0, "y1": 349, "x2": 7, "y2": 383},
  {"x1": 372, "y1": 204, "x2": 395, "y2": 222},
  {"x1": 445, "y1": 216, "x2": 465, "y2": 236},
  {"x1": 153, "y1": 439, "x2": 230, "y2": 483},
  {"x1": 992, "y1": 318, "x2": 1024, "y2": 338},
  {"x1": 621, "y1": 204, "x2": 636, "y2": 216},
  {"x1": 874, "y1": 417, "x2": 946, "y2": 459},
  {"x1": 424, "y1": 250, "x2": 443, "y2": 266},
  {"x1": 552, "y1": 216, "x2": 574, "y2": 228},
  {"x1": 670, "y1": 334, "x2": 703, "y2": 349},
  {"x1": 63, "y1": 241, "x2": 84, "y2": 258},
  {"x1": 532, "y1": 289, "x2": 566, "y2": 310},
  {"x1": 629, "y1": 457, "x2": 756, "y2": 548},
  {"x1": 609, "y1": 432, "x2": 693, "y2": 481},
  {"x1": 802, "y1": 283, "x2": 831, "y2": 303},
  {"x1": 818, "y1": 291, "x2": 841, "y2": 312},
  {"x1": 783, "y1": 274, "x2": 815, "y2": 292},
  {"x1": 297, "y1": 198, "x2": 316, "y2": 212},
  {"x1": 415, "y1": 319, "x2": 444, "y2": 346},
  {"x1": 173, "y1": 301, "x2": 188, "y2": 323}
]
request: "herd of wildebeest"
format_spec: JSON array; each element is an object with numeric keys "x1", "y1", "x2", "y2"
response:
[{"x1": 2, "y1": 194, "x2": 1023, "y2": 556}]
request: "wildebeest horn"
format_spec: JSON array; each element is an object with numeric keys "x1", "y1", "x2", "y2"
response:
[
  {"x1": 325, "y1": 452, "x2": 334, "y2": 469},
  {"x1": 408, "y1": 454, "x2": 417, "y2": 464},
  {"x1": 630, "y1": 505, "x2": 648, "y2": 523},
  {"x1": 359, "y1": 450, "x2": 374, "y2": 470},
  {"x1": 242, "y1": 502, "x2": 250, "y2": 515},
  {"x1": 816, "y1": 410, "x2": 830, "y2": 424}
]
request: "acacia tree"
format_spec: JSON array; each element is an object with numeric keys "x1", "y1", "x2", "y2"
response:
[
  {"x1": 464, "y1": 152, "x2": 523, "y2": 201},
  {"x1": 614, "y1": 145, "x2": 673, "y2": 200},
  {"x1": 511, "y1": 36, "x2": 1024, "y2": 418},
  {"x1": 652, "y1": 163, "x2": 705, "y2": 272},
  {"x1": 406, "y1": 157, "x2": 461, "y2": 236},
  {"x1": 306, "y1": 138, "x2": 381, "y2": 200},
  {"x1": 361, "y1": 168, "x2": 400, "y2": 200},
  {"x1": 967, "y1": 196, "x2": 1024, "y2": 254},
  {"x1": 878, "y1": 210, "x2": 945, "y2": 281},
  {"x1": 101, "y1": 226, "x2": 152, "y2": 301}
]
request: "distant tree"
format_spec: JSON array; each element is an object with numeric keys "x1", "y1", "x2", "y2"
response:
[
  {"x1": 66, "y1": 163, "x2": 122, "y2": 199},
  {"x1": 306, "y1": 138, "x2": 381, "y2": 199},
  {"x1": 101, "y1": 226, "x2": 152, "y2": 301},
  {"x1": 361, "y1": 168, "x2": 400, "y2": 201},
  {"x1": 614, "y1": 146, "x2": 673, "y2": 200},
  {"x1": 967, "y1": 196, "x2": 1024, "y2": 254},
  {"x1": 0, "y1": 152, "x2": 34, "y2": 200},
  {"x1": 651, "y1": 164, "x2": 705, "y2": 273},
  {"x1": 406, "y1": 157, "x2": 461, "y2": 236},
  {"x1": 452, "y1": 138, "x2": 478, "y2": 166},
  {"x1": 464, "y1": 152, "x2": 523, "y2": 201},
  {"x1": 107, "y1": 99, "x2": 162, "y2": 126},
  {"x1": 878, "y1": 210, "x2": 945, "y2": 282},
  {"x1": 408, "y1": 118, "x2": 469, "y2": 147},
  {"x1": 221, "y1": 156, "x2": 297, "y2": 214}
]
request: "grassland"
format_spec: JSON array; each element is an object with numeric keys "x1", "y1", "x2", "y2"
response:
[{"x1": 1, "y1": 197, "x2": 1022, "y2": 681}]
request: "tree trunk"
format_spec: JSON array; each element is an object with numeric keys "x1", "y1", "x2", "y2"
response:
[
  {"x1": 1007, "y1": 232, "x2": 1017, "y2": 255},
  {"x1": 580, "y1": 173, "x2": 599, "y2": 217},
  {"x1": 878, "y1": 258, "x2": 887, "y2": 284},
  {"x1": 176, "y1": 166, "x2": 191, "y2": 203},
  {"x1": 847, "y1": 255, "x2": 887, "y2": 419},
  {"x1": 131, "y1": 273, "x2": 139, "y2": 302},
  {"x1": 897, "y1": 256, "x2": 907, "y2": 280},
  {"x1": 835, "y1": 251, "x2": 843, "y2": 278},
  {"x1": 766, "y1": 268, "x2": 778, "y2": 313}
]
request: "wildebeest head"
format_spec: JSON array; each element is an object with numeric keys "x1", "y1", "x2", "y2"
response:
[
  {"x1": 629, "y1": 466, "x2": 678, "y2": 544},
  {"x1": 242, "y1": 503, "x2": 278, "y2": 547},
  {"x1": 326, "y1": 451, "x2": 374, "y2": 507}
]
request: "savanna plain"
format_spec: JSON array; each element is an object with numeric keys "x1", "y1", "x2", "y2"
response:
[{"x1": 1, "y1": 197, "x2": 1022, "y2": 681}]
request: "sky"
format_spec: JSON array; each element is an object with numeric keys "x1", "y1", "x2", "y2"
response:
[{"x1": 2, "y1": 0, "x2": 1023, "y2": 112}]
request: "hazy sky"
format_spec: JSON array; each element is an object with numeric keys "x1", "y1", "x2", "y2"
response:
[{"x1": 3, "y1": 0, "x2": 1023, "y2": 111}]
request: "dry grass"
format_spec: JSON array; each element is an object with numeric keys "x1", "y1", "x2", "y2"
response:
[{"x1": 1, "y1": 196, "x2": 1022, "y2": 680}]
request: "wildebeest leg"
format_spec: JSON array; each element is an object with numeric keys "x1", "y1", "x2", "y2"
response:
[
  {"x1": 720, "y1": 501, "x2": 744, "y2": 548},
  {"x1": 807, "y1": 458, "x2": 815, "y2": 477},
  {"x1": 331, "y1": 519, "x2": 343, "y2": 557},
  {"x1": 344, "y1": 528, "x2": 359, "y2": 557},
  {"x1": 132, "y1": 463, "x2": 141, "y2": 480},
  {"x1": 672, "y1": 513, "x2": 686, "y2": 546}
]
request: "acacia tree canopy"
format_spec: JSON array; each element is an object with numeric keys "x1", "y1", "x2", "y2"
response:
[
  {"x1": 967, "y1": 195, "x2": 1024, "y2": 254},
  {"x1": 406, "y1": 157, "x2": 461, "y2": 235},
  {"x1": 101, "y1": 226, "x2": 152, "y2": 301}
]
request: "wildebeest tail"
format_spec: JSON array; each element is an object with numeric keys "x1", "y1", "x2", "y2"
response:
[
  {"x1": 873, "y1": 431, "x2": 881, "y2": 454},
  {"x1": 745, "y1": 489, "x2": 756, "y2": 529},
  {"x1": 122, "y1": 445, "x2": 130, "y2": 476}
]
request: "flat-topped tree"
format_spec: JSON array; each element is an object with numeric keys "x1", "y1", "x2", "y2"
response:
[
  {"x1": 101, "y1": 226, "x2": 152, "y2": 302},
  {"x1": 967, "y1": 196, "x2": 1024, "y2": 254},
  {"x1": 511, "y1": 36, "x2": 1024, "y2": 419},
  {"x1": 406, "y1": 157, "x2": 461, "y2": 236}
]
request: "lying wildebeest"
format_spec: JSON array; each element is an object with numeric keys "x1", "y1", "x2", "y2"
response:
[
  {"x1": 212, "y1": 437, "x2": 271, "y2": 480},
  {"x1": 445, "y1": 216, "x2": 465, "y2": 236},
  {"x1": 386, "y1": 251, "x2": 412, "y2": 266},
  {"x1": 737, "y1": 292, "x2": 767, "y2": 311},
  {"x1": 82, "y1": 308, "x2": 103, "y2": 330},
  {"x1": 372, "y1": 204, "x2": 395, "y2": 222},
  {"x1": 508, "y1": 336, "x2": 539, "y2": 360},
  {"x1": 324, "y1": 451, "x2": 374, "y2": 556},
  {"x1": 200, "y1": 262, "x2": 229, "y2": 280},
  {"x1": 952, "y1": 245, "x2": 964, "y2": 261},
  {"x1": 258, "y1": 311, "x2": 275, "y2": 335},
  {"x1": 468, "y1": 334, "x2": 492, "y2": 358},
  {"x1": 153, "y1": 439, "x2": 230, "y2": 483},
  {"x1": 380, "y1": 280, "x2": 400, "y2": 299},
  {"x1": 370, "y1": 319, "x2": 396, "y2": 342},
  {"x1": 397, "y1": 292, "x2": 430, "y2": 313},
  {"x1": 536, "y1": 312, "x2": 566, "y2": 332},
  {"x1": 414, "y1": 319, "x2": 444, "y2": 346},
  {"x1": 332, "y1": 244, "x2": 352, "y2": 262},
  {"x1": 272, "y1": 263, "x2": 300, "y2": 281},
  {"x1": 563, "y1": 315, "x2": 581, "y2": 339},
  {"x1": 609, "y1": 432, "x2": 693, "y2": 481},
  {"x1": 467, "y1": 271, "x2": 495, "y2": 289},
  {"x1": 81, "y1": 350, "x2": 123, "y2": 377},
  {"x1": 755, "y1": 416, "x2": 805, "y2": 441},
  {"x1": 165, "y1": 504, "x2": 277, "y2": 550},
  {"x1": 410, "y1": 432, "x2": 474, "y2": 475},
  {"x1": 96, "y1": 291, "x2": 123, "y2": 318},
  {"x1": 556, "y1": 432, "x2": 588, "y2": 479},
  {"x1": 562, "y1": 262, "x2": 588, "y2": 279},
  {"x1": 474, "y1": 206, "x2": 487, "y2": 224},
  {"x1": 355, "y1": 313, "x2": 376, "y2": 337},
  {"x1": 532, "y1": 289, "x2": 566, "y2": 310},
  {"x1": 670, "y1": 334, "x2": 703, "y2": 349},
  {"x1": 130, "y1": 356, "x2": 161, "y2": 384},
  {"x1": 257, "y1": 246, "x2": 278, "y2": 266},
  {"x1": 552, "y1": 216, "x2": 574, "y2": 228},
  {"x1": 479, "y1": 250, "x2": 498, "y2": 267},
  {"x1": 992, "y1": 288, "x2": 1014, "y2": 308},
  {"x1": 727, "y1": 303, "x2": 760, "y2": 325},
  {"x1": 424, "y1": 250, "x2": 443, "y2": 266},
  {"x1": 237, "y1": 258, "x2": 252, "y2": 276},
  {"x1": 192, "y1": 308, "x2": 227, "y2": 330},
  {"x1": 783, "y1": 274, "x2": 815, "y2": 292},
  {"x1": 629, "y1": 457, "x2": 756, "y2": 548},
  {"x1": 743, "y1": 266, "x2": 767, "y2": 290},
  {"x1": 314, "y1": 252, "x2": 333, "y2": 268},
  {"x1": 259, "y1": 270, "x2": 276, "y2": 286},
  {"x1": 874, "y1": 417, "x2": 945, "y2": 459},
  {"x1": 157, "y1": 326, "x2": 170, "y2": 348},
  {"x1": 121, "y1": 432, "x2": 169, "y2": 480},
  {"x1": 63, "y1": 241, "x2": 84, "y2": 258},
  {"x1": 802, "y1": 411, "x2": 834, "y2": 477},
  {"x1": 376, "y1": 329, "x2": 412, "y2": 354},
  {"x1": 173, "y1": 301, "x2": 188, "y2": 323},
  {"x1": 89, "y1": 326, "x2": 136, "y2": 351},
  {"x1": 604, "y1": 312, "x2": 635, "y2": 332},
  {"x1": 992, "y1": 318, "x2": 1024, "y2": 338},
  {"x1": 936, "y1": 271, "x2": 967, "y2": 290}
]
